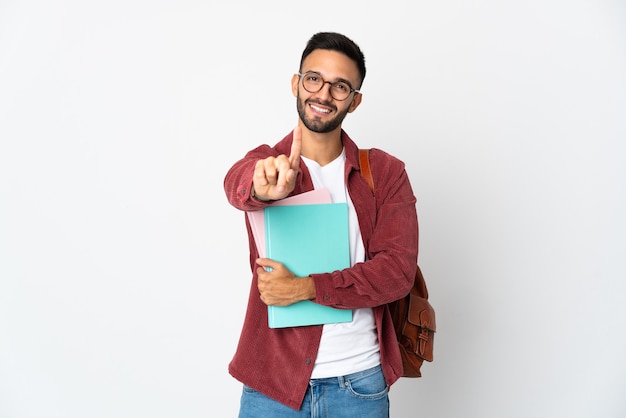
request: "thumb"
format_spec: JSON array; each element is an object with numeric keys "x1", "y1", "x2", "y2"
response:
[{"x1": 256, "y1": 258, "x2": 282, "y2": 271}]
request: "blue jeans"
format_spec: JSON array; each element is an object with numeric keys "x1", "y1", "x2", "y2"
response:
[{"x1": 238, "y1": 364, "x2": 389, "y2": 418}]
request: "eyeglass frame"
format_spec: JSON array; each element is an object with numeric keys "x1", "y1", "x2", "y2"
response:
[{"x1": 297, "y1": 71, "x2": 361, "y2": 101}]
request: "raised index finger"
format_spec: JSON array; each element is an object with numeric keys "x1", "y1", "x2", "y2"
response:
[{"x1": 289, "y1": 126, "x2": 302, "y2": 170}]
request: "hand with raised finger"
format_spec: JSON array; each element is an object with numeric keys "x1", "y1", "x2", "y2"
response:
[{"x1": 252, "y1": 126, "x2": 302, "y2": 201}]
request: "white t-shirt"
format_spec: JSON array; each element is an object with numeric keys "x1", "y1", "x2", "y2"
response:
[{"x1": 301, "y1": 149, "x2": 381, "y2": 379}]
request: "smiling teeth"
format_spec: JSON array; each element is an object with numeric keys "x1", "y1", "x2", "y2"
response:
[{"x1": 311, "y1": 104, "x2": 331, "y2": 113}]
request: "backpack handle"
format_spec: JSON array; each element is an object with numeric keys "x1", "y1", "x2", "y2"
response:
[{"x1": 359, "y1": 149, "x2": 375, "y2": 194}]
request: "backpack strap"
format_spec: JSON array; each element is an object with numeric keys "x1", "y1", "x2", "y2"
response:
[{"x1": 359, "y1": 149, "x2": 375, "y2": 194}]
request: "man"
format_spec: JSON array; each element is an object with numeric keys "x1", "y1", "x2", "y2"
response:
[{"x1": 224, "y1": 32, "x2": 418, "y2": 417}]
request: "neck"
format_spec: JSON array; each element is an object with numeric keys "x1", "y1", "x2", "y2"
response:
[{"x1": 299, "y1": 124, "x2": 343, "y2": 166}]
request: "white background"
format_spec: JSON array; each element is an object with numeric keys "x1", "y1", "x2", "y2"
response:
[{"x1": 1, "y1": 1, "x2": 625, "y2": 417}]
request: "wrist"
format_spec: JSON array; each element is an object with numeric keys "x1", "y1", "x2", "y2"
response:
[
  {"x1": 298, "y1": 276, "x2": 316, "y2": 301},
  {"x1": 251, "y1": 186, "x2": 271, "y2": 202}
]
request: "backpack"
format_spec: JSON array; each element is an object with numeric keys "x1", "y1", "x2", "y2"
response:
[{"x1": 359, "y1": 149, "x2": 436, "y2": 377}]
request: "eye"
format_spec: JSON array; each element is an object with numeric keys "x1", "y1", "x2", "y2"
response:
[
  {"x1": 333, "y1": 82, "x2": 350, "y2": 92},
  {"x1": 305, "y1": 74, "x2": 320, "y2": 83}
]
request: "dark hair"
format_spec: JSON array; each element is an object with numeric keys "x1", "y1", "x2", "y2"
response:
[{"x1": 300, "y1": 32, "x2": 366, "y2": 88}]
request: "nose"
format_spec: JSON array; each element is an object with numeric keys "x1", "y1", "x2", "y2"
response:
[{"x1": 316, "y1": 81, "x2": 334, "y2": 101}]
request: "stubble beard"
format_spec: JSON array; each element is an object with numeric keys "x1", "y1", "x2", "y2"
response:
[{"x1": 296, "y1": 93, "x2": 350, "y2": 134}]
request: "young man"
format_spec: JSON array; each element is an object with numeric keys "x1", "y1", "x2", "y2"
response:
[{"x1": 224, "y1": 32, "x2": 418, "y2": 417}]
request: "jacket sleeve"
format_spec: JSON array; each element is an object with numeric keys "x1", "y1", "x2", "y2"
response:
[
  {"x1": 224, "y1": 144, "x2": 279, "y2": 211},
  {"x1": 311, "y1": 150, "x2": 418, "y2": 309}
]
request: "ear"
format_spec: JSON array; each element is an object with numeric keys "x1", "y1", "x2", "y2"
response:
[
  {"x1": 291, "y1": 74, "x2": 300, "y2": 97},
  {"x1": 347, "y1": 93, "x2": 362, "y2": 113}
]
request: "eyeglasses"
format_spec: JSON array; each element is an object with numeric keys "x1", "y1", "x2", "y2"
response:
[{"x1": 297, "y1": 72, "x2": 360, "y2": 101}]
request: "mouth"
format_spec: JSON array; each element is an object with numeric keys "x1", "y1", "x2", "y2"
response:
[{"x1": 308, "y1": 101, "x2": 334, "y2": 116}]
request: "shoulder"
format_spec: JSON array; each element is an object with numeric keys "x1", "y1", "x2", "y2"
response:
[
  {"x1": 367, "y1": 147, "x2": 407, "y2": 173},
  {"x1": 365, "y1": 148, "x2": 414, "y2": 199}
]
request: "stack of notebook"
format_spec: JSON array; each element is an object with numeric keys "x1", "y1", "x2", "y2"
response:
[{"x1": 247, "y1": 189, "x2": 353, "y2": 328}]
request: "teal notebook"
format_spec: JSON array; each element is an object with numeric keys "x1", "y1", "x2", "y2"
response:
[{"x1": 264, "y1": 203, "x2": 353, "y2": 328}]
